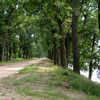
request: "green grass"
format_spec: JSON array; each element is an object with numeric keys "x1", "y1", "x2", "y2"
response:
[
  {"x1": 18, "y1": 65, "x2": 43, "y2": 74},
  {"x1": 68, "y1": 71, "x2": 100, "y2": 97},
  {"x1": 1, "y1": 65, "x2": 72, "y2": 100},
  {"x1": 15, "y1": 87, "x2": 71, "y2": 100},
  {"x1": 88, "y1": 96, "x2": 100, "y2": 100},
  {"x1": 0, "y1": 57, "x2": 39, "y2": 65},
  {"x1": 50, "y1": 67, "x2": 100, "y2": 97}
]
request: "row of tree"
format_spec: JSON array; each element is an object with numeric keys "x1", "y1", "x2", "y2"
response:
[
  {"x1": 0, "y1": 0, "x2": 44, "y2": 61},
  {"x1": 34, "y1": 0, "x2": 100, "y2": 79},
  {"x1": 0, "y1": 0, "x2": 100, "y2": 79}
]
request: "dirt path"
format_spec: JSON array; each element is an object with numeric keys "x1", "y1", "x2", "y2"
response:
[
  {"x1": 0, "y1": 59, "x2": 99, "y2": 100},
  {"x1": 0, "y1": 59, "x2": 42, "y2": 78}
]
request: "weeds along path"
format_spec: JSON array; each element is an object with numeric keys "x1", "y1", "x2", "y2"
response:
[{"x1": 0, "y1": 59, "x2": 43, "y2": 78}]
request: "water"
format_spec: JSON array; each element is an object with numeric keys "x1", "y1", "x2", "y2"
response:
[
  {"x1": 68, "y1": 66, "x2": 100, "y2": 84},
  {"x1": 80, "y1": 69, "x2": 100, "y2": 83}
]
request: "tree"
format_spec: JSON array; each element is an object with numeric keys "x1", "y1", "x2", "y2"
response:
[
  {"x1": 98, "y1": 0, "x2": 100, "y2": 31},
  {"x1": 72, "y1": 0, "x2": 80, "y2": 74}
]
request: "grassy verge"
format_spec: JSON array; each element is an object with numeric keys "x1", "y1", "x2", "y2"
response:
[
  {"x1": 50, "y1": 67, "x2": 100, "y2": 97},
  {"x1": 0, "y1": 59, "x2": 100, "y2": 100},
  {"x1": 0, "y1": 57, "x2": 39, "y2": 65}
]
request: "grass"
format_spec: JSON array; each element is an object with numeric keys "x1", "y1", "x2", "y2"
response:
[
  {"x1": 47, "y1": 67, "x2": 100, "y2": 100},
  {"x1": 50, "y1": 67, "x2": 100, "y2": 96},
  {"x1": 0, "y1": 64, "x2": 72, "y2": 100},
  {"x1": 0, "y1": 57, "x2": 39, "y2": 65},
  {"x1": 15, "y1": 88, "x2": 71, "y2": 100},
  {"x1": 0, "y1": 59, "x2": 100, "y2": 100},
  {"x1": 66, "y1": 70, "x2": 100, "y2": 97}
]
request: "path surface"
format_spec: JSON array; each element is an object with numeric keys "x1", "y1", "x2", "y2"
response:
[
  {"x1": 0, "y1": 59, "x2": 42, "y2": 78},
  {"x1": 0, "y1": 59, "x2": 99, "y2": 100}
]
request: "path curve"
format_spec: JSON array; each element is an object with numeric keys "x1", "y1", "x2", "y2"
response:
[{"x1": 0, "y1": 59, "x2": 43, "y2": 78}]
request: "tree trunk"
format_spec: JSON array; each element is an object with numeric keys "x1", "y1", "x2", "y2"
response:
[
  {"x1": 65, "y1": 33, "x2": 71, "y2": 66},
  {"x1": 18, "y1": 35, "x2": 22, "y2": 58},
  {"x1": 23, "y1": 48, "x2": 25, "y2": 58},
  {"x1": 6, "y1": 42, "x2": 9, "y2": 61},
  {"x1": 53, "y1": 38, "x2": 57, "y2": 64},
  {"x1": 89, "y1": 61, "x2": 92, "y2": 79},
  {"x1": 14, "y1": 53, "x2": 16, "y2": 58},
  {"x1": 0, "y1": 45, "x2": 2, "y2": 61},
  {"x1": 89, "y1": 33, "x2": 96, "y2": 79},
  {"x1": 28, "y1": 50, "x2": 31, "y2": 59},
  {"x1": 98, "y1": 0, "x2": 100, "y2": 31},
  {"x1": 18, "y1": 45, "x2": 21, "y2": 58},
  {"x1": 57, "y1": 18, "x2": 67, "y2": 68},
  {"x1": 54, "y1": 45, "x2": 57, "y2": 64},
  {"x1": 72, "y1": 13, "x2": 80, "y2": 74},
  {"x1": 26, "y1": 50, "x2": 28, "y2": 59},
  {"x1": 10, "y1": 40, "x2": 13, "y2": 59},
  {"x1": 72, "y1": 0, "x2": 80, "y2": 74},
  {"x1": 9, "y1": 40, "x2": 13, "y2": 60},
  {"x1": 2, "y1": 38, "x2": 6, "y2": 61},
  {"x1": 56, "y1": 47, "x2": 61, "y2": 65},
  {"x1": 48, "y1": 49, "x2": 53, "y2": 60},
  {"x1": 60, "y1": 37, "x2": 67, "y2": 68}
]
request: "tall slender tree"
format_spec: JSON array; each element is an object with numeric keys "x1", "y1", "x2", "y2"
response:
[{"x1": 72, "y1": 0, "x2": 80, "y2": 74}]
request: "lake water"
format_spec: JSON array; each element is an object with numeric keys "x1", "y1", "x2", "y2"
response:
[
  {"x1": 68, "y1": 66, "x2": 100, "y2": 84},
  {"x1": 80, "y1": 69, "x2": 100, "y2": 83}
]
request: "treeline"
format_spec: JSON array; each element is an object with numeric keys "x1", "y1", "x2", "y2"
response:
[
  {"x1": 0, "y1": 0, "x2": 46, "y2": 62},
  {"x1": 35, "y1": 0, "x2": 100, "y2": 79},
  {"x1": 0, "y1": 32, "x2": 35, "y2": 61}
]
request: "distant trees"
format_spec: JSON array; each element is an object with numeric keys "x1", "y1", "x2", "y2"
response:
[{"x1": 0, "y1": 0, "x2": 44, "y2": 61}]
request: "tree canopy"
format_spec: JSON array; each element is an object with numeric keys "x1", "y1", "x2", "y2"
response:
[{"x1": 0, "y1": 0, "x2": 100, "y2": 79}]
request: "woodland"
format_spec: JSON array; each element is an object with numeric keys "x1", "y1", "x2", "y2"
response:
[{"x1": 0, "y1": 0, "x2": 100, "y2": 80}]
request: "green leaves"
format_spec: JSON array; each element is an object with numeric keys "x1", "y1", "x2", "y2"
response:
[{"x1": 23, "y1": 0, "x2": 42, "y2": 14}]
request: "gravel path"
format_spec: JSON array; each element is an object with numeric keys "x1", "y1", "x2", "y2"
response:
[{"x1": 0, "y1": 59, "x2": 42, "y2": 78}]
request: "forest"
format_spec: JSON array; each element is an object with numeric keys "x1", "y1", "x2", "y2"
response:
[{"x1": 0, "y1": 0, "x2": 100, "y2": 99}]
